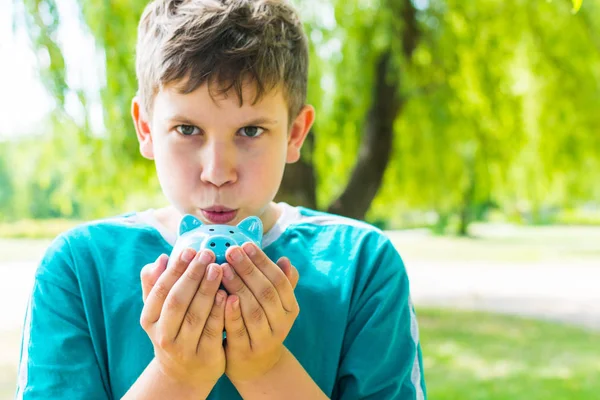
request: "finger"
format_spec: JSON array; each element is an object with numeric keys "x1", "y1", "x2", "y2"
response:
[
  {"x1": 197, "y1": 289, "x2": 227, "y2": 354},
  {"x1": 226, "y1": 245, "x2": 284, "y2": 319},
  {"x1": 141, "y1": 254, "x2": 168, "y2": 303},
  {"x1": 221, "y1": 263, "x2": 271, "y2": 342},
  {"x1": 277, "y1": 257, "x2": 300, "y2": 290},
  {"x1": 174, "y1": 260, "x2": 222, "y2": 349},
  {"x1": 140, "y1": 248, "x2": 196, "y2": 331},
  {"x1": 241, "y1": 242, "x2": 297, "y2": 313},
  {"x1": 224, "y1": 294, "x2": 250, "y2": 352},
  {"x1": 161, "y1": 250, "x2": 215, "y2": 341}
]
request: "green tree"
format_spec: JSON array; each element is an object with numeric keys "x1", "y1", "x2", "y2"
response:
[{"x1": 12, "y1": 0, "x2": 600, "y2": 235}]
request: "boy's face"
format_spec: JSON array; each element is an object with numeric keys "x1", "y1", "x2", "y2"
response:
[{"x1": 132, "y1": 80, "x2": 314, "y2": 230}]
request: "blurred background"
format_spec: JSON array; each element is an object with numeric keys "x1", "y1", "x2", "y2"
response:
[{"x1": 1, "y1": 0, "x2": 599, "y2": 398}]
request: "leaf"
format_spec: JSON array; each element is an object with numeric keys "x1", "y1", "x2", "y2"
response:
[{"x1": 572, "y1": 0, "x2": 583, "y2": 13}]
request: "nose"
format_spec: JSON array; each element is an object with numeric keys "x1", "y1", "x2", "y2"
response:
[{"x1": 200, "y1": 139, "x2": 237, "y2": 187}]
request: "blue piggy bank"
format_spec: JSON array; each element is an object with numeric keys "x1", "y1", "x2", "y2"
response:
[{"x1": 170, "y1": 214, "x2": 263, "y2": 265}]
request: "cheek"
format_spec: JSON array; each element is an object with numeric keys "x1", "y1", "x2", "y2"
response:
[
  {"x1": 154, "y1": 139, "x2": 197, "y2": 188},
  {"x1": 236, "y1": 151, "x2": 279, "y2": 194},
  {"x1": 245, "y1": 141, "x2": 286, "y2": 172},
  {"x1": 155, "y1": 135, "x2": 196, "y2": 165},
  {"x1": 255, "y1": 149, "x2": 286, "y2": 192}
]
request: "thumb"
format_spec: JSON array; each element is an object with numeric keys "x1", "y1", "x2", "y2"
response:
[
  {"x1": 141, "y1": 254, "x2": 168, "y2": 303},
  {"x1": 277, "y1": 257, "x2": 299, "y2": 290}
]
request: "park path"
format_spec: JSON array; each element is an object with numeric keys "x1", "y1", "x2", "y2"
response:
[
  {"x1": 406, "y1": 260, "x2": 600, "y2": 330},
  {"x1": 2, "y1": 259, "x2": 599, "y2": 333}
]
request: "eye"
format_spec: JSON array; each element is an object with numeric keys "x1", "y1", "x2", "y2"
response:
[
  {"x1": 176, "y1": 125, "x2": 200, "y2": 136},
  {"x1": 238, "y1": 126, "x2": 265, "y2": 138}
]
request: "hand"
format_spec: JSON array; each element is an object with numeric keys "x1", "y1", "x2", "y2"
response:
[
  {"x1": 220, "y1": 242, "x2": 300, "y2": 383},
  {"x1": 139, "y1": 249, "x2": 227, "y2": 389}
]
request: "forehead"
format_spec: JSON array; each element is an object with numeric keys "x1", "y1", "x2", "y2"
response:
[{"x1": 153, "y1": 79, "x2": 289, "y2": 122}]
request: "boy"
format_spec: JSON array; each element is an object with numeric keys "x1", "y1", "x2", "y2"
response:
[{"x1": 15, "y1": 0, "x2": 427, "y2": 398}]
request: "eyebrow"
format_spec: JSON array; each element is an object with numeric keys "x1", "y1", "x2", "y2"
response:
[
  {"x1": 166, "y1": 115, "x2": 278, "y2": 126},
  {"x1": 242, "y1": 117, "x2": 279, "y2": 126}
]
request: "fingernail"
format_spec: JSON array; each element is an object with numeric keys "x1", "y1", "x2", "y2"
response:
[
  {"x1": 223, "y1": 264, "x2": 235, "y2": 281},
  {"x1": 244, "y1": 243, "x2": 256, "y2": 257},
  {"x1": 181, "y1": 248, "x2": 195, "y2": 263},
  {"x1": 233, "y1": 298, "x2": 240, "y2": 310},
  {"x1": 215, "y1": 292, "x2": 224, "y2": 305},
  {"x1": 207, "y1": 264, "x2": 219, "y2": 281},
  {"x1": 199, "y1": 250, "x2": 212, "y2": 264},
  {"x1": 154, "y1": 254, "x2": 168, "y2": 272},
  {"x1": 283, "y1": 258, "x2": 292, "y2": 270},
  {"x1": 231, "y1": 247, "x2": 243, "y2": 262}
]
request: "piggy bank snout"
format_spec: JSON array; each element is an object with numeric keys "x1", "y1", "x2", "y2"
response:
[
  {"x1": 205, "y1": 234, "x2": 236, "y2": 250},
  {"x1": 203, "y1": 234, "x2": 239, "y2": 264}
]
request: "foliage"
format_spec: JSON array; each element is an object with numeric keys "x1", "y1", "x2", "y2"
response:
[{"x1": 5, "y1": 0, "x2": 600, "y2": 232}]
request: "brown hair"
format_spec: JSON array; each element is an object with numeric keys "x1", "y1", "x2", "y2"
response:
[{"x1": 135, "y1": 0, "x2": 309, "y2": 123}]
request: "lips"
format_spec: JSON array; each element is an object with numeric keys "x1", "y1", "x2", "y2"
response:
[
  {"x1": 203, "y1": 206, "x2": 235, "y2": 212},
  {"x1": 201, "y1": 206, "x2": 238, "y2": 224}
]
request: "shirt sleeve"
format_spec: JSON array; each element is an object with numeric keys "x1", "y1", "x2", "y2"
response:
[
  {"x1": 15, "y1": 234, "x2": 111, "y2": 400},
  {"x1": 332, "y1": 232, "x2": 427, "y2": 400}
]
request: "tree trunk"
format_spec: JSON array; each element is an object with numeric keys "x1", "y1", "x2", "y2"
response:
[
  {"x1": 457, "y1": 181, "x2": 474, "y2": 237},
  {"x1": 326, "y1": 51, "x2": 399, "y2": 219},
  {"x1": 327, "y1": 0, "x2": 420, "y2": 220}
]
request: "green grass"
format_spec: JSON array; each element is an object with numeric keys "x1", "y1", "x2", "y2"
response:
[
  {"x1": 2, "y1": 218, "x2": 600, "y2": 264},
  {"x1": 0, "y1": 218, "x2": 80, "y2": 239},
  {"x1": 3, "y1": 309, "x2": 599, "y2": 398},
  {"x1": 387, "y1": 224, "x2": 600, "y2": 264},
  {"x1": 418, "y1": 308, "x2": 600, "y2": 400}
]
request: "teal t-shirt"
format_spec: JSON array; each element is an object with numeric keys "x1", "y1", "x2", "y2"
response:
[{"x1": 15, "y1": 203, "x2": 426, "y2": 399}]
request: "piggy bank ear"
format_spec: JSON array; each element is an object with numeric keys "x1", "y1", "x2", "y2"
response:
[
  {"x1": 179, "y1": 214, "x2": 203, "y2": 236},
  {"x1": 237, "y1": 216, "x2": 263, "y2": 245}
]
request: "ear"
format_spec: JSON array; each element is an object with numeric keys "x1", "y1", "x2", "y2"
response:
[
  {"x1": 286, "y1": 104, "x2": 315, "y2": 163},
  {"x1": 131, "y1": 96, "x2": 154, "y2": 160},
  {"x1": 237, "y1": 216, "x2": 263, "y2": 245},
  {"x1": 179, "y1": 214, "x2": 203, "y2": 236}
]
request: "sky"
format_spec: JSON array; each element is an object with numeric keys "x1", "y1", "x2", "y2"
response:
[
  {"x1": 0, "y1": 0, "x2": 104, "y2": 140},
  {"x1": 0, "y1": 0, "x2": 53, "y2": 139}
]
